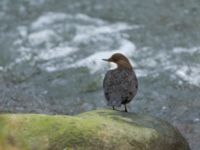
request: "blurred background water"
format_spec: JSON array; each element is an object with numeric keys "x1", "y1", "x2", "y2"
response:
[{"x1": 0, "y1": 0, "x2": 200, "y2": 149}]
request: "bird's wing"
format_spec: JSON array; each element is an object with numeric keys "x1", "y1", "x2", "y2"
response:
[
  {"x1": 103, "y1": 70, "x2": 112, "y2": 101},
  {"x1": 103, "y1": 69, "x2": 138, "y2": 105}
]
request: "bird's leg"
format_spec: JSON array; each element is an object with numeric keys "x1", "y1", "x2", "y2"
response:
[
  {"x1": 124, "y1": 104, "x2": 128, "y2": 112},
  {"x1": 112, "y1": 106, "x2": 115, "y2": 110}
]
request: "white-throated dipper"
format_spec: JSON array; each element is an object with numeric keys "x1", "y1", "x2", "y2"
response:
[{"x1": 103, "y1": 53, "x2": 138, "y2": 112}]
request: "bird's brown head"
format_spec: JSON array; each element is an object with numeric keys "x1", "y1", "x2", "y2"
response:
[{"x1": 103, "y1": 53, "x2": 132, "y2": 69}]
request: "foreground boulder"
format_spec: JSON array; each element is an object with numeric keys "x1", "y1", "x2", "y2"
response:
[{"x1": 0, "y1": 109, "x2": 190, "y2": 150}]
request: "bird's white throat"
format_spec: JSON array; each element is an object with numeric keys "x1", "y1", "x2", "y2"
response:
[{"x1": 109, "y1": 62, "x2": 118, "y2": 70}]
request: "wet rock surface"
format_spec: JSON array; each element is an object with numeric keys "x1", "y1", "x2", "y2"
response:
[{"x1": 0, "y1": 109, "x2": 190, "y2": 150}]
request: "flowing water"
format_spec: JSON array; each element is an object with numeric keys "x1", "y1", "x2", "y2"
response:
[{"x1": 0, "y1": 0, "x2": 200, "y2": 149}]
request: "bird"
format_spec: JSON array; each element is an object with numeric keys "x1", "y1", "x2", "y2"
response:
[{"x1": 102, "y1": 53, "x2": 138, "y2": 112}]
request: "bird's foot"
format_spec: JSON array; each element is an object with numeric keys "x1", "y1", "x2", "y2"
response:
[
  {"x1": 112, "y1": 106, "x2": 115, "y2": 110},
  {"x1": 124, "y1": 104, "x2": 128, "y2": 112}
]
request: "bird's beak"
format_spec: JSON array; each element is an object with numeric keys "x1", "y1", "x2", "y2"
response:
[{"x1": 102, "y1": 58, "x2": 109, "y2": 61}]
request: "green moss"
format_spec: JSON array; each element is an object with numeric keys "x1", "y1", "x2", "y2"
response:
[{"x1": 0, "y1": 109, "x2": 190, "y2": 150}]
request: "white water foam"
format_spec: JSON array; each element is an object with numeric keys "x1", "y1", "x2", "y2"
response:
[
  {"x1": 66, "y1": 39, "x2": 136, "y2": 73},
  {"x1": 12, "y1": 12, "x2": 143, "y2": 76},
  {"x1": 12, "y1": 12, "x2": 200, "y2": 87},
  {"x1": 31, "y1": 13, "x2": 105, "y2": 31},
  {"x1": 175, "y1": 65, "x2": 200, "y2": 86},
  {"x1": 0, "y1": 66, "x2": 3, "y2": 71},
  {"x1": 172, "y1": 47, "x2": 200, "y2": 86},
  {"x1": 173, "y1": 47, "x2": 200, "y2": 54},
  {"x1": 73, "y1": 23, "x2": 136, "y2": 43},
  {"x1": 38, "y1": 46, "x2": 78, "y2": 60},
  {"x1": 17, "y1": 12, "x2": 138, "y2": 73},
  {"x1": 74, "y1": 13, "x2": 105, "y2": 25},
  {"x1": 31, "y1": 12, "x2": 68, "y2": 30},
  {"x1": 28, "y1": 29, "x2": 60, "y2": 47},
  {"x1": 132, "y1": 46, "x2": 200, "y2": 86}
]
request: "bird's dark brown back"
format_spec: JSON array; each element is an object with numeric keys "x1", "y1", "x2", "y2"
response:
[{"x1": 103, "y1": 68, "x2": 138, "y2": 107}]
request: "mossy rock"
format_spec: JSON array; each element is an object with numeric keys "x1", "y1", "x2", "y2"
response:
[{"x1": 0, "y1": 109, "x2": 190, "y2": 150}]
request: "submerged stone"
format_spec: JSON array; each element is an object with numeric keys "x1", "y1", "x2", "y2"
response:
[{"x1": 0, "y1": 109, "x2": 190, "y2": 150}]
